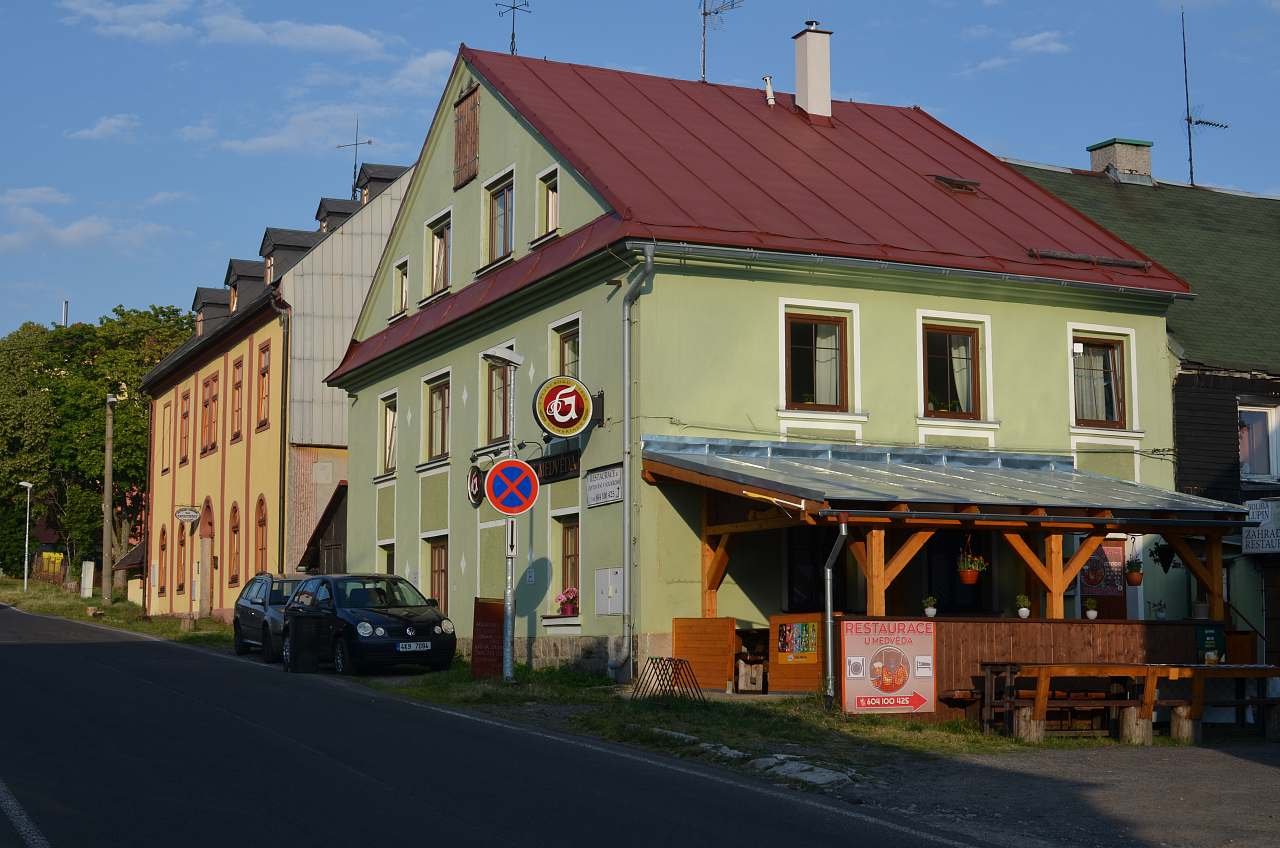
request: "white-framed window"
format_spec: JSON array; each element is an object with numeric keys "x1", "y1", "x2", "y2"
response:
[
  {"x1": 482, "y1": 166, "x2": 516, "y2": 267},
  {"x1": 776, "y1": 298, "x2": 862, "y2": 422},
  {"x1": 425, "y1": 374, "x2": 450, "y2": 461},
  {"x1": 1240, "y1": 405, "x2": 1280, "y2": 480},
  {"x1": 915, "y1": 309, "x2": 995, "y2": 423},
  {"x1": 426, "y1": 213, "x2": 451, "y2": 297},
  {"x1": 392, "y1": 258, "x2": 409, "y2": 317},
  {"x1": 536, "y1": 166, "x2": 559, "y2": 238},
  {"x1": 482, "y1": 341, "x2": 516, "y2": 446},
  {"x1": 1066, "y1": 323, "x2": 1140, "y2": 434},
  {"x1": 380, "y1": 392, "x2": 398, "y2": 473},
  {"x1": 554, "y1": 317, "x2": 579, "y2": 378}
]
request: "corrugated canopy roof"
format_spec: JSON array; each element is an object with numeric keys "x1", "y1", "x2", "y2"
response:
[{"x1": 642, "y1": 436, "x2": 1246, "y2": 521}]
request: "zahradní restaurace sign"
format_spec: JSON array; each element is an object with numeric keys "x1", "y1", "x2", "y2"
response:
[{"x1": 841, "y1": 620, "x2": 936, "y2": 715}]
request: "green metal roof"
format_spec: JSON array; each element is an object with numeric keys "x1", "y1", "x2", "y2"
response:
[
  {"x1": 1013, "y1": 163, "x2": 1280, "y2": 374},
  {"x1": 1086, "y1": 138, "x2": 1153, "y2": 151}
]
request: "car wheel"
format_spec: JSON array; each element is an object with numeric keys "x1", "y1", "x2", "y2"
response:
[
  {"x1": 332, "y1": 637, "x2": 361, "y2": 676},
  {"x1": 261, "y1": 626, "x2": 277, "y2": 663},
  {"x1": 282, "y1": 630, "x2": 299, "y2": 673},
  {"x1": 233, "y1": 621, "x2": 249, "y2": 656}
]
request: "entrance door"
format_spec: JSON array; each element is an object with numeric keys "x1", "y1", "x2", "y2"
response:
[{"x1": 198, "y1": 500, "x2": 215, "y2": 618}]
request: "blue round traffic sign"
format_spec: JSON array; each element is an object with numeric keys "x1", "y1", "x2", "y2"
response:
[{"x1": 484, "y1": 459, "x2": 540, "y2": 516}]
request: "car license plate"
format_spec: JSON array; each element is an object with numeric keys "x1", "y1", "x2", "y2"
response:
[{"x1": 397, "y1": 641, "x2": 431, "y2": 652}]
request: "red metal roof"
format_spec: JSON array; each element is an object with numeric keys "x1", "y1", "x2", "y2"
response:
[{"x1": 328, "y1": 47, "x2": 1187, "y2": 384}]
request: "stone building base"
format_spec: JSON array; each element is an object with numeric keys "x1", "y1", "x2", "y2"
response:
[{"x1": 451, "y1": 631, "x2": 676, "y2": 680}]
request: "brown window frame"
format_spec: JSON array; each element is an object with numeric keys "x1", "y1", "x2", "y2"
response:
[
  {"x1": 540, "y1": 170, "x2": 559, "y2": 235},
  {"x1": 176, "y1": 527, "x2": 186, "y2": 594},
  {"x1": 429, "y1": 537, "x2": 449, "y2": 615},
  {"x1": 1072, "y1": 337, "x2": 1126, "y2": 430},
  {"x1": 255, "y1": 497, "x2": 268, "y2": 575},
  {"x1": 179, "y1": 390, "x2": 191, "y2": 465},
  {"x1": 200, "y1": 373, "x2": 219, "y2": 456},
  {"x1": 392, "y1": 259, "x2": 409, "y2": 317},
  {"x1": 557, "y1": 322, "x2": 580, "y2": 378},
  {"x1": 427, "y1": 378, "x2": 450, "y2": 461},
  {"x1": 487, "y1": 361, "x2": 509, "y2": 445},
  {"x1": 157, "y1": 525, "x2": 168, "y2": 596},
  {"x1": 922, "y1": 324, "x2": 982, "y2": 421},
  {"x1": 488, "y1": 177, "x2": 514, "y2": 263},
  {"x1": 161, "y1": 401, "x2": 172, "y2": 473},
  {"x1": 561, "y1": 517, "x2": 580, "y2": 595},
  {"x1": 453, "y1": 86, "x2": 479, "y2": 189},
  {"x1": 381, "y1": 394, "x2": 398, "y2": 473},
  {"x1": 228, "y1": 503, "x2": 241, "y2": 587},
  {"x1": 784, "y1": 313, "x2": 849, "y2": 413},
  {"x1": 428, "y1": 216, "x2": 451, "y2": 296},
  {"x1": 256, "y1": 342, "x2": 271, "y2": 431},
  {"x1": 231, "y1": 358, "x2": 244, "y2": 442}
]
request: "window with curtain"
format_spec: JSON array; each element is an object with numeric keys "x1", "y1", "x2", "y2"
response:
[
  {"x1": 923, "y1": 325, "x2": 979, "y2": 419},
  {"x1": 158, "y1": 526, "x2": 168, "y2": 595},
  {"x1": 487, "y1": 362, "x2": 509, "y2": 444},
  {"x1": 561, "y1": 517, "x2": 580, "y2": 596},
  {"x1": 429, "y1": 537, "x2": 448, "y2": 615},
  {"x1": 557, "y1": 322, "x2": 580, "y2": 378},
  {"x1": 540, "y1": 170, "x2": 559, "y2": 235},
  {"x1": 228, "y1": 504, "x2": 240, "y2": 586},
  {"x1": 488, "y1": 177, "x2": 514, "y2": 262},
  {"x1": 1073, "y1": 338, "x2": 1125, "y2": 428},
  {"x1": 381, "y1": 395, "x2": 398, "y2": 473},
  {"x1": 1240, "y1": 407, "x2": 1276, "y2": 478},
  {"x1": 429, "y1": 216, "x2": 451, "y2": 295},
  {"x1": 393, "y1": 260, "x2": 409, "y2": 315},
  {"x1": 427, "y1": 379, "x2": 449, "y2": 461},
  {"x1": 786, "y1": 314, "x2": 846, "y2": 411},
  {"x1": 255, "y1": 497, "x2": 267, "y2": 574}
]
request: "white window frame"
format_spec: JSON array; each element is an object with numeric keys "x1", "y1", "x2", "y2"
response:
[
  {"x1": 420, "y1": 366, "x2": 451, "y2": 466},
  {"x1": 1239, "y1": 404, "x2": 1280, "y2": 482},
  {"x1": 1066, "y1": 322, "x2": 1141, "y2": 435},
  {"x1": 776, "y1": 297, "x2": 865, "y2": 426},
  {"x1": 549, "y1": 311, "x2": 583, "y2": 380},
  {"x1": 533, "y1": 164, "x2": 560, "y2": 243},
  {"x1": 545, "y1": 505, "x2": 582, "y2": 621},
  {"x1": 478, "y1": 339, "x2": 517, "y2": 450},
  {"x1": 390, "y1": 256, "x2": 410, "y2": 320},
  {"x1": 423, "y1": 206, "x2": 453, "y2": 302},
  {"x1": 481, "y1": 164, "x2": 516, "y2": 268},
  {"x1": 378, "y1": 389, "x2": 399, "y2": 475}
]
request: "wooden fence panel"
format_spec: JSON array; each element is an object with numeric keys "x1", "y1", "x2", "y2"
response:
[{"x1": 671, "y1": 617, "x2": 737, "y2": 691}]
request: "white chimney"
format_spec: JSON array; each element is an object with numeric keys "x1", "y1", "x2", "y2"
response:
[{"x1": 793, "y1": 20, "x2": 832, "y2": 118}]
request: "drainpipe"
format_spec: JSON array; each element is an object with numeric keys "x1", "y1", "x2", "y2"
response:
[
  {"x1": 609, "y1": 244, "x2": 652, "y2": 680},
  {"x1": 269, "y1": 288, "x2": 290, "y2": 576},
  {"x1": 823, "y1": 522, "x2": 848, "y2": 710}
]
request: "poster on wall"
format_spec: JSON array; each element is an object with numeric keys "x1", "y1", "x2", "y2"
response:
[
  {"x1": 841, "y1": 620, "x2": 936, "y2": 714},
  {"x1": 775, "y1": 620, "x2": 818, "y2": 664},
  {"x1": 471, "y1": 597, "x2": 504, "y2": 679},
  {"x1": 1080, "y1": 542, "x2": 1126, "y2": 597},
  {"x1": 1243, "y1": 499, "x2": 1280, "y2": 555}
]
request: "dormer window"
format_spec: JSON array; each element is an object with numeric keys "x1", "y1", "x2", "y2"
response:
[
  {"x1": 195, "y1": 313, "x2": 204, "y2": 337},
  {"x1": 264, "y1": 255, "x2": 274, "y2": 283}
]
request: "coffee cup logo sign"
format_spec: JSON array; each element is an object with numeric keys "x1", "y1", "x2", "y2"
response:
[{"x1": 532, "y1": 376, "x2": 592, "y2": 440}]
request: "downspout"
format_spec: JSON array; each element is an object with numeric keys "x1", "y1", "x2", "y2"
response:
[
  {"x1": 270, "y1": 288, "x2": 290, "y2": 575},
  {"x1": 609, "y1": 244, "x2": 652, "y2": 679},
  {"x1": 823, "y1": 522, "x2": 848, "y2": 710}
]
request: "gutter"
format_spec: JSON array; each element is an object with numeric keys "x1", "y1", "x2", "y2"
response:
[
  {"x1": 621, "y1": 240, "x2": 1193, "y2": 302},
  {"x1": 816, "y1": 508, "x2": 1253, "y2": 528},
  {"x1": 609, "y1": 243, "x2": 652, "y2": 679},
  {"x1": 269, "y1": 288, "x2": 290, "y2": 575}
]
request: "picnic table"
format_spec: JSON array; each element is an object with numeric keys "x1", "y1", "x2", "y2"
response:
[{"x1": 980, "y1": 661, "x2": 1280, "y2": 744}]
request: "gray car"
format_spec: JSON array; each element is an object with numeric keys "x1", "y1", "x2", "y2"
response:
[{"x1": 233, "y1": 574, "x2": 303, "y2": 662}]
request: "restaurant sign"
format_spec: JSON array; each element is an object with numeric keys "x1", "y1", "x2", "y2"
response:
[
  {"x1": 841, "y1": 620, "x2": 936, "y2": 714},
  {"x1": 1243, "y1": 499, "x2": 1280, "y2": 555}
]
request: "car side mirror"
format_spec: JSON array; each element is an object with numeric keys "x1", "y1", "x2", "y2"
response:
[{"x1": 425, "y1": 598, "x2": 439, "y2": 609}]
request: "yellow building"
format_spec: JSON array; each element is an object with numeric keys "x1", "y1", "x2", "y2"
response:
[{"x1": 141, "y1": 164, "x2": 411, "y2": 619}]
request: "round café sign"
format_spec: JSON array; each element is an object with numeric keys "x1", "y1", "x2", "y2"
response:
[{"x1": 532, "y1": 376, "x2": 592, "y2": 439}]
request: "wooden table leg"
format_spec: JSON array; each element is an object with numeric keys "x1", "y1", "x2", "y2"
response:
[
  {"x1": 1140, "y1": 669, "x2": 1158, "y2": 721},
  {"x1": 1190, "y1": 673, "x2": 1206, "y2": 721},
  {"x1": 1033, "y1": 671, "x2": 1051, "y2": 722},
  {"x1": 982, "y1": 667, "x2": 994, "y2": 735}
]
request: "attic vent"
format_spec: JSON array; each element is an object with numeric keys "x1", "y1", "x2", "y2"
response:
[
  {"x1": 932, "y1": 174, "x2": 980, "y2": 193},
  {"x1": 1027, "y1": 248, "x2": 1152, "y2": 271}
]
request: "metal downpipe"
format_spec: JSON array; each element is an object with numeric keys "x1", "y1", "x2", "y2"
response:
[{"x1": 823, "y1": 522, "x2": 848, "y2": 710}]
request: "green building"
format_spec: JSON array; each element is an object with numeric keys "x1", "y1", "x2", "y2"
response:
[{"x1": 327, "y1": 29, "x2": 1245, "y2": 679}]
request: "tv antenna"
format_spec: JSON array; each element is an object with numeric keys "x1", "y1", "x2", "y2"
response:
[
  {"x1": 699, "y1": 0, "x2": 744, "y2": 82},
  {"x1": 496, "y1": 1, "x2": 530, "y2": 56},
  {"x1": 1180, "y1": 7, "x2": 1228, "y2": 186},
  {"x1": 336, "y1": 115, "x2": 373, "y2": 201}
]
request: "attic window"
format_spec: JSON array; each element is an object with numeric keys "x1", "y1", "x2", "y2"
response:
[
  {"x1": 195, "y1": 313, "x2": 204, "y2": 337},
  {"x1": 932, "y1": 175, "x2": 980, "y2": 194},
  {"x1": 229, "y1": 286, "x2": 238, "y2": 313}
]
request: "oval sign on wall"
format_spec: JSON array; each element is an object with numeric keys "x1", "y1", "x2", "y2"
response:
[
  {"x1": 466, "y1": 465, "x2": 485, "y2": 507},
  {"x1": 532, "y1": 376, "x2": 592, "y2": 439},
  {"x1": 174, "y1": 506, "x2": 200, "y2": 523}
]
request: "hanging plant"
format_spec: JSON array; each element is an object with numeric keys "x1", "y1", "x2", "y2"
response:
[{"x1": 957, "y1": 535, "x2": 987, "y2": 584}]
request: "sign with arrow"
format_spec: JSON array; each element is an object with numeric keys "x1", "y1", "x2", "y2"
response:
[{"x1": 841, "y1": 620, "x2": 935, "y2": 715}]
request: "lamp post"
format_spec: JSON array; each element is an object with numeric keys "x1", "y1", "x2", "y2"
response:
[
  {"x1": 101, "y1": 393, "x2": 116, "y2": 605},
  {"x1": 481, "y1": 345, "x2": 525, "y2": 683},
  {"x1": 17, "y1": 481, "x2": 32, "y2": 593}
]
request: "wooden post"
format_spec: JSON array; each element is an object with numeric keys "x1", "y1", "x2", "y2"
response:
[
  {"x1": 866, "y1": 529, "x2": 886, "y2": 617},
  {"x1": 1120, "y1": 706, "x2": 1154, "y2": 745},
  {"x1": 1171, "y1": 705, "x2": 1202, "y2": 744},
  {"x1": 1207, "y1": 534, "x2": 1225, "y2": 621},
  {"x1": 1045, "y1": 534, "x2": 1065, "y2": 619},
  {"x1": 1014, "y1": 707, "x2": 1045, "y2": 743}
]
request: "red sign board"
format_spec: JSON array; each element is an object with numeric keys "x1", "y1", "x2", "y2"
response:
[
  {"x1": 471, "y1": 597, "x2": 504, "y2": 679},
  {"x1": 532, "y1": 376, "x2": 592, "y2": 439},
  {"x1": 841, "y1": 620, "x2": 936, "y2": 715},
  {"x1": 484, "y1": 458, "x2": 540, "y2": 516}
]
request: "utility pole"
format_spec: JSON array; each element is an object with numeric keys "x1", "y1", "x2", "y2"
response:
[
  {"x1": 18, "y1": 481, "x2": 32, "y2": 593},
  {"x1": 101, "y1": 394, "x2": 116, "y2": 605}
]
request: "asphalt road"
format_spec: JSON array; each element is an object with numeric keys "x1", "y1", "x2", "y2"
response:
[{"x1": 0, "y1": 606, "x2": 974, "y2": 848}]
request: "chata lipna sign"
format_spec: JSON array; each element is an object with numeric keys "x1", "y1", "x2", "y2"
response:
[{"x1": 532, "y1": 376, "x2": 592, "y2": 439}]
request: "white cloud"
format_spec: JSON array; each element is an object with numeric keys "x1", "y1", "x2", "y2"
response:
[
  {"x1": 142, "y1": 191, "x2": 186, "y2": 206},
  {"x1": 958, "y1": 55, "x2": 1015, "y2": 76},
  {"x1": 1011, "y1": 30, "x2": 1070, "y2": 54},
  {"x1": 58, "y1": 0, "x2": 193, "y2": 42},
  {"x1": 388, "y1": 51, "x2": 455, "y2": 94},
  {"x1": 0, "y1": 187, "x2": 71, "y2": 207},
  {"x1": 221, "y1": 103, "x2": 378, "y2": 155},
  {"x1": 67, "y1": 113, "x2": 141, "y2": 140},
  {"x1": 176, "y1": 119, "x2": 216, "y2": 142},
  {"x1": 199, "y1": 5, "x2": 384, "y2": 57},
  {"x1": 962, "y1": 24, "x2": 994, "y2": 39}
]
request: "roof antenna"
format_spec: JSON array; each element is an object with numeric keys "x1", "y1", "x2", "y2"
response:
[
  {"x1": 699, "y1": 0, "x2": 744, "y2": 82},
  {"x1": 496, "y1": 0, "x2": 530, "y2": 56},
  {"x1": 336, "y1": 114, "x2": 373, "y2": 201},
  {"x1": 1181, "y1": 7, "x2": 1228, "y2": 187}
]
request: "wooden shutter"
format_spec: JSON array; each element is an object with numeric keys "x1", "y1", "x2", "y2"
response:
[{"x1": 453, "y1": 87, "x2": 479, "y2": 189}]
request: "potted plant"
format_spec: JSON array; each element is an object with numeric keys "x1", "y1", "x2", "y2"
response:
[
  {"x1": 1147, "y1": 599, "x2": 1167, "y2": 621},
  {"x1": 1084, "y1": 597, "x2": 1099, "y2": 620},
  {"x1": 922, "y1": 596, "x2": 937, "y2": 618},
  {"x1": 1015, "y1": 594, "x2": 1031, "y2": 619},
  {"x1": 1125, "y1": 555, "x2": 1144, "y2": 586},
  {"x1": 957, "y1": 551, "x2": 987, "y2": 585},
  {"x1": 555, "y1": 586, "x2": 579, "y2": 616}
]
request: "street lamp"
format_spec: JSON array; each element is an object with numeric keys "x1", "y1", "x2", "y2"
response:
[
  {"x1": 480, "y1": 345, "x2": 525, "y2": 683},
  {"x1": 17, "y1": 481, "x2": 32, "y2": 593},
  {"x1": 102, "y1": 393, "x2": 116, "y2": 606}
]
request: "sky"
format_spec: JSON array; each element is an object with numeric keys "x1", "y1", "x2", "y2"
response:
[{"x1": 1, "y1": 0, "x2": 1277, "y2": 334}]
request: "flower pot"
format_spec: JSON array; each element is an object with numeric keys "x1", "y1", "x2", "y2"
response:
[
  {"x1": 1193, "y1": 602, "x2": 1209, "y2": 620},
  {"x1": 924, "y1": 607, "x2": 937, "y2": 618},
  {"x1": 1018, "y1": 607, "x2": 1030, "y2": 619},
  {"x1": 1125, "y1": 571, "x2": 1143, "y2": 587},
  {"x1": 958, "y1": 569, "x2": 980, "y2": 585},
  {"x1": 1155, "y1": 609, "x2": 1167, "y2": 621},
  {"x1": 560, "y1": 603, "x2": 578, "y2": 617},
  {"x1": 1085, "y1": 609, "x2": 1098, "y2": 620}
]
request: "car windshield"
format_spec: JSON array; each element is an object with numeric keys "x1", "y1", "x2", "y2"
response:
[
  {"x1": 336, "y1": 577, "x2": 430, "y2": 609},
  {"x1": 269, "y1": 580, "x2": 301, "y2": 606}
]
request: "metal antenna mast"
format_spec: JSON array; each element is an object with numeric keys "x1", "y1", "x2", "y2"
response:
[
  {"x1": 1180, "y1": 8, "x2": 1228, "y2": 186},
  {"x1": 699, "y1": 0, "x2": 744, "y2": 82},
  {"x1": 496, "y1": 1, "x2": 530, "y2": 56},
  {"x1": 336, "y1": 115, "x2": 373, "y2": 201}
]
